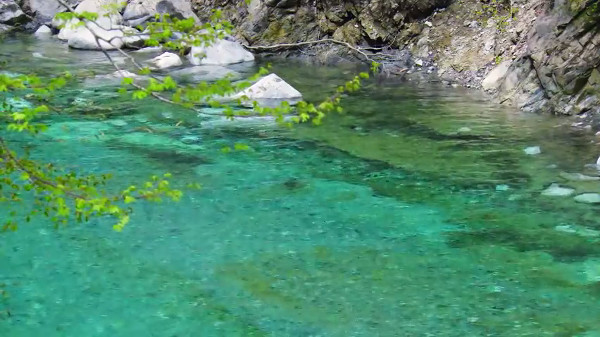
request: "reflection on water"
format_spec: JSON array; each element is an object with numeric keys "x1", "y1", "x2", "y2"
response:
[{"x1": 2, "y1": 35, "x2": 600, "y2": 336}]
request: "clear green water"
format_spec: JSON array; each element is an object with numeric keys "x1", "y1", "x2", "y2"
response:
[{"x1": 2, "y1": 36, "x2": 600, "y2": 336}]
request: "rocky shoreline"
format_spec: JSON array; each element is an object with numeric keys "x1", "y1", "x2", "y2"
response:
[{"x1": 2, "y1": 0, "x2": 599, "y2": 119}]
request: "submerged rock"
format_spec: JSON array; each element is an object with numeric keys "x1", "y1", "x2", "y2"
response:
[
  {"x1": 150, "y1": 52, "x2": 182, "y2": 69},
  {"x1": 523, "y1": 146, "x2": 541, "y2": 155},
  {"x1": 169, "y1": 65, "x2": 241, "y2": 83},
  {"x1": 541, "y1": 183, "x2": 574, "y2": 197},
  {"x1": 574, "y1": 193, "x2": 600, "y2": 204},
  {"x1": 187, "y1": 39, "x2": 254, "y2": 66},
  {"x1": 233, "y1": 73, "x2": 302, "y2": 105},
  {"x1": 559, "y1": 172, "x2": 600, "y2": 182}
]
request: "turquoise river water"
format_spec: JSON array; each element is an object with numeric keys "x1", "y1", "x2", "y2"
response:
[{"x1": 2, "y1": 36, "x2": 600, "y2": 337}]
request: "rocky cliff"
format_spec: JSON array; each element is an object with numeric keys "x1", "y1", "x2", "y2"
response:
[
  {"x1": 192, "y1": 0, "x2": 600, "y2": 116},
  {"x1": 1, "y1": 0, "x2": 598, "y2": 116}
]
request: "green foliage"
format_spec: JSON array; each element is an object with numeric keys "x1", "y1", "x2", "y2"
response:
[
  {"x1": 0, "y1": 4, "x2": 377, "y2": 232},
  {"x1": 473, "y1": 0, "x2": 518, "y2": 32}
]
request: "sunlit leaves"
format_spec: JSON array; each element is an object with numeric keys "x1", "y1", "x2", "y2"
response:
[{"x1": 0, "y1": 4, "x2": 377, "y2": 232}]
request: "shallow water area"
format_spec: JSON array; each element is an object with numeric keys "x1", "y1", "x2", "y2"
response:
[{"x1": 2, "y1": 35, "x2": 600, "y2": 336}]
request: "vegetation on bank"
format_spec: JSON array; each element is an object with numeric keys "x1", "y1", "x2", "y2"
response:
[{"x1": 0, "y1": 1, "x2": 378, "y2": 231}]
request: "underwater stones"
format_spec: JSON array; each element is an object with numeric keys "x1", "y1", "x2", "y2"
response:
[
  {"x1": 554, "y1": 225, "x2": 600, "y2": 238},
  {"x1": 541, "y1": 183, "x2": 575, "y2": 197},
  {"x1": 180, "y1": 135, "x2": 200, "y2": 144},
  {"x1": 559, "y1": 172, "x2": 600, "y2": 181},
  {"x1": 187, "y1": 39, "x2": 254, "y2": 66},
  {"x1": 169, "y1": 65, "x2": 241, "y2": 83},
  {"x1": 111, "y1": 70, "x2": 137, "y2": 78},
  {"x1": 495, "y1": 184, "x2": 510, "y2": 191},
  {"x1": 108, "y1": 119, "x2": 127, "y2": 127},
  {"x1": 233, "y1": 73, "x2": 302, "y2": 106},
  {"x1": 574, "y1": 193, "x2": 600, "y2": 204},
  {"x1": 457, "y1": 126, "x2": 472, "y2": 133},
  {"x1": 524, "y1": 146, "x2": 541, "y2": 155},
  {"x1": 150, "y1": 52, "x2": 182, "y2": 69}
]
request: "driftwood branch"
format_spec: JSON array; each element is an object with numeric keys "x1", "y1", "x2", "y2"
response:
[{"x1": 243, "y1": 38, "x2": 398, "y2": 64}]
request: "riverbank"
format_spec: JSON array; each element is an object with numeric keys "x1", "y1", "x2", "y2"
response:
[{"x1": 2, "y1": 0, "x2": 599, "y2": 118}]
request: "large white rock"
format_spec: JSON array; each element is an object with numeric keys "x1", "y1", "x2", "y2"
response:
[
  {"x1": 24, "y1": 0, "x2": 79, "y2": 24},
  {"x1": 150, "y1": 52, "x2": 182, "y2": 69},
  {"x1": 233, "y1": 74, "x2": 302, "y2": 103},
  {"x1": 57, "y1": 0, "x2": 122, "y2": 40},
  {"x1": 541, "y1": 183, "x2": 575, "y2": 197},
  {"x1": 188, "y1": 39, "x2": 254, "y2": 66},
  {"x1": 75, "y1": 0, "x2": 123, "y2": 28},
  {"x1": 481, "y1": 60, "x2": 511, "y2": 91},
  {"x1": 67, "y1": 25, "x2": 124, "y2": 50},
  {"x1": 123, "y1": 0, "x2": 199, "y2": 25},
  {"x1": 574, "y1": 193, "x2": 600, "y2": 204}
]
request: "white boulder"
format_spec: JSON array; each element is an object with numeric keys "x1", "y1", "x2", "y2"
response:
[
  {"x1": 75, "y1": 0, "x2": 123, "y2": 28},
  {"x1": 188, "y1": 39, "x2": 254, "y2": 66},
  {"x1": 34, "y1": 24, "x2": 52, "y2": 37},
  {"x1": 233, "y1": 73, "x2": 302, "y2": 105},
  {"x1": 67, "y1": 25, "x2": 125, "y2": 50},
  {"x1": 150, "y1": 52, "x2": 182, "y2": 69}
]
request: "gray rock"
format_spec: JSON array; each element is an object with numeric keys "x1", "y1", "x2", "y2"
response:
[
  {"x1": 188, "y1": 39, "x2": 254, "y2": 66},
  {"x1": 0, "y1": 22, "x2": 12, "y2": 33},
  {"x1": 233, "y1": 73, "x2": 302, "y2": 105},
  {"x1": 574, "y1": 193, "x2": 600, "y2": 204},
  {"x1": 123, "y1": 0, "x2": 199, "y2": 25},
  {"x1": 0, "y1": 0, "x2": 26, "y2": 25},
  {"x1": 67, "y1": 25, "x2": 125, "y2": 50},
  {"x1": 58, "y1": 0, "x2": 123, "y2": 42}
]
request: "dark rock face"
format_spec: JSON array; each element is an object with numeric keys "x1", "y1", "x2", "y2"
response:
[
  {"x1": 192, "y1": 0, "x2": 451, "y2": 46},
  {"x1": 495, "y1": 0, "x2": 600, "y2": 115}
]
